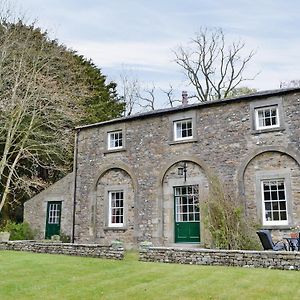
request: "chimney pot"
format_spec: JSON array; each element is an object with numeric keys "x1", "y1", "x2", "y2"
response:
[{"x1": 182, "y1": 91, "x2": 188, "y2": 105}]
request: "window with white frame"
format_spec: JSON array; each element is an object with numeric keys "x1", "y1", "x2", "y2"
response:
[
  {"x1": 255, "y1": 106, "x2": 279, "y2": 130},
  {"x1": 48, "y1": 203, "x2": 61, "y2": 224},
  {"x1": 174, "y1": 119, "x2": 193, "y2": 141},
  {"x1": 108, "y1": 130, "x2": 123, "y2": 150},
  {"x1": 262, "y1": 179, "x2": 288, "y2": 225},
  {"x1": 108, "y1": 191, "x2": 124, "y2": 227}
]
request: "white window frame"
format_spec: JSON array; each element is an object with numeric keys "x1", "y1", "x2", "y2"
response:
[
  {"x1": 108, "y1": 190, "x2": 124, "y2": 227},
  {"x1": 48, "y1": 203, "x2": 60, "y2": 224},
  {"x1": 173, "y1": 119, "x2": 193, "y2": 141},
  {"x1": 261, "y1": 179, "x2": 288, "y2": 226},
  {"x1": 108, "y1": 130, "x2": 123, "y2": 150},
  {"x1": 255, "y1": 105, "x2": 279, "y2": 130}
]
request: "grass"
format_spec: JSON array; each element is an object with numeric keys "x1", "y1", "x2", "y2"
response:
[{"x1": 0, "y1": 251, "x2": 300, "y2": 300}]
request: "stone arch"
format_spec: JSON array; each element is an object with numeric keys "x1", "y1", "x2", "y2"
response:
[
  {"x1": 237, "y1": 145, "x2": 300, "y2": 195},
  {"x1": 90, "y1": 163, "x2": 137, "y2": 247},
  {"x1": 92, "y1": 163, "x2": 138, "y2": 192},
  {"x1": 157, "y1": 155, "x2": 212, "y2": 246},
  {"x1": 159, "y1": 155, "x2": 213, "y2": 186},
  {"x1": 240, "y1": 146, "x2": 300, "y2": 235}
]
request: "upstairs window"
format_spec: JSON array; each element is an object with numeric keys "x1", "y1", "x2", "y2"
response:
[
  {"x1": 255, "y1": 106, "x2": 279, "y2": 130},
  {"x1": 108, "y1": 130, "x2": 123, "y2": 150},
  {"x1": 174, "y1": 119, "x2": 193, "y2": 141},
  {"x1": 262, "y1": 179, "x2": 288, "y2": 226},
  {"x1": 108, "y1": 190, "x2": 124, "y2": 227}
]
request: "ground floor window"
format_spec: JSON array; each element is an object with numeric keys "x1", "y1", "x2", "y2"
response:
[
  {"x1": 108, "y1": 190, "x2": 124, "y2": 227},
  {"x1": 262, "y1": 179, "x2": 288, "y2": 225}
]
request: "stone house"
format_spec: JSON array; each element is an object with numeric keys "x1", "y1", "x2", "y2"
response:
[{"x1": 24, "y1": 88, "x2": 300, "y2": 248}]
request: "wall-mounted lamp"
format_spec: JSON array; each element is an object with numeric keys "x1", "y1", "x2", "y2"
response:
[{"x1": 178, "y1": 161, "x2": 187, "y2": 182}]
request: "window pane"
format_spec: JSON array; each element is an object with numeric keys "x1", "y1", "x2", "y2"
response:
[
  {"x1": 262, "y1": 179, "x2": 287, "y2": 224},
  {"x1": 279, "y1": 201, "x2": 286, "y2": 210},
  {"x1": 273, "y1": 211, "x2": 279, "y2": 220},
  {"x1": 280, "y1": 212, "x2": 287, "y2": 220},
  {"x1": 264, "y1": 191, "x2": 270, "y2": 200}
]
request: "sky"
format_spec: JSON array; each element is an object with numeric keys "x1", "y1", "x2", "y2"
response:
[{"x1": 13, "y1": 0, "x2": 300, "y2": 106}]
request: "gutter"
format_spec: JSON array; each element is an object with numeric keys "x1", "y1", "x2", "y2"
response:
[{"x1": 72, "y1": 128, "x2": 80, "y2": 243}]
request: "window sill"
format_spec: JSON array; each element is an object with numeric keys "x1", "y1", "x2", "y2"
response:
[
  {"x1": 261, "y1": 225, "x2": 290, "y2": 230},
  {"x1": 103, "y1": 148, "x2": 126, "y2": 154},
  {"x1": 103, "y1": 227, "x2": 127, "y2": 231},
  {"x1": 251, "y1": 126, "x2": 285, "y2": 135},
  {"x1": 168, "y1": 138, "x2": 198, "y2": 145}
]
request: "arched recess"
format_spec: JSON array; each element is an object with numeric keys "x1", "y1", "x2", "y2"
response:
[
  {"x1": 237, "y1": 146, "x2": 300, "y2": 195},
  {"x1": 238, "y1": 146, "x2": 300, "y2": 229},
  {"x1": 157, "y1": 156, "x2": 212, "y2": 245},
  {"x1": 90, "y1": 163, "x2": 138, "y2": 247}
]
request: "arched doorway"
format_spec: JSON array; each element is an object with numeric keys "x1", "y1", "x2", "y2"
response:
[{"x1": 162, "y1": 160, "x2": 209, "y2": 244}]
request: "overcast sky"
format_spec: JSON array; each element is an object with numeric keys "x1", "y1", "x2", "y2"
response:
[{"x1": 15, "y1": 0, "x2": 300, "y2": 105}]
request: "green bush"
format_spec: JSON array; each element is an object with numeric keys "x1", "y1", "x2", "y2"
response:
[
  {"x1": 1, "y1": 221, "x2": 36, "y2": 240},
  {"x1": 203, "y1": 175, "x2": 260, "y2": 250}
]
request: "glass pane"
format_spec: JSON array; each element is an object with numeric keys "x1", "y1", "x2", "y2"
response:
[
  {"x1": 271, "y1": 191, "x2": 278, "y2": 199},
  {"x1": 265, "y1": 118, "x2": 271, "y2": 126},
  {"x1": 273, "y1": 212, "x2": 279, "y2": 220},
  {"x1": 272, "y1": 202, "x2": 278, "y2": 210},
  {"x1": 279, "y1": 201, "x2": 286, "y2": 210},
  {"x1": 265, "y1": 202, "x2": 271, "y2": 210},
  {"x1": 264, "y1": 191, "x2": 270, "y2": 200},
  {"x1": 280, "y1": 212, "x2": 287, "y2": 220}
]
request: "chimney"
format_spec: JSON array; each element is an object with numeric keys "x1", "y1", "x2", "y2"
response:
[{"x1": 182, "y1": 91, "x2": 188, "y2": 105}]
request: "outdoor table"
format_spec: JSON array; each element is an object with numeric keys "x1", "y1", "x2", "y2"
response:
[{"x1": 284, "y1": 236, "x2": 300, "y2": 251}]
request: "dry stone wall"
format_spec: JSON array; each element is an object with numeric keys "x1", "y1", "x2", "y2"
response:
[
  {"x1": 140, "y1": 247, "x2": 300, "y2": 270},
  {"x1": 0, "y1": 241, "x2": 124, "y2": 260}
]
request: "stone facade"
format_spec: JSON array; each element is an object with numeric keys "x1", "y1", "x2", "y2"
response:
[
  {"x1": 73, "y1": 88, "x2": 300, "y2": 247},
  {"x1": 139, "y1": 246, "x2": 300, "y2": 270},
  {"x1": 0, "y1": 241, "x2": 124, "y2": 260},
  {"x1": 24, "y1": 88, "x2": 300, "y2": 248},
  {"x1": 24, "y1": 173, "x2": 74, "y2": 239}
]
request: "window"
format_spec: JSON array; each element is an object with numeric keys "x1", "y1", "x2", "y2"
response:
[
  {"x1": 255, "y1": 105, "x2": 279, "y2": 130},
  {"x1": 262, "y1": 179, "x2": 288, "y2": 225},
  {"x1": 174, "y1": 119, "x2": 193, "y2": 141},
  {"x1": 108, "y1": 131, "x2": 123, "y2": 150},
  {"x1": 108, "y1": 191, "x2": 124, "y2": 227},
  {"x1": 174, "y1": 185, "x2": 199, "y2": 222},
  {"x1": 48, "y1": 203, "x2": 61, "y2": 224}
]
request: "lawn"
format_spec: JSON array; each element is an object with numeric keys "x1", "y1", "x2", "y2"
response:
[{"x1": 0, "y1": 251, "x2": 300, "y2": 300}]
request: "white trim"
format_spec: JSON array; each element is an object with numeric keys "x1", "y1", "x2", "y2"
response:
[
  {"x1": 108, "y1": 190, "x2": 124, "y2": 227},
  {"x1": 107, "y1": 130, "x2": 123, "y2": 150},
  {"x1": 261, "y1": 179, "x2": 288, "y2": 226},
  {"x1": 173, "y1": 119, "x2": 193, "y2": 141},
  {"x1": 255, "y1": 106, "x2": 280, "y2": 130}
]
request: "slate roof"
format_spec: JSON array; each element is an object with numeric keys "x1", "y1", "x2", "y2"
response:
[{"x1": 76, "y1": 87, "x2": 300, "y2": 130}]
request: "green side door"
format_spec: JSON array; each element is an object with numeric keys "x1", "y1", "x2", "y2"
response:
[
  {"x1": 45, "y1": 201, "x2": 62, "y2": 239},
  {"x1": 174, "y1": 185, "x2": 200, "y2": 243}
]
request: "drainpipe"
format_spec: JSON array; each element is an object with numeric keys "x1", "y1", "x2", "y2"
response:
[{"x1": 72, "y1": 128, "x2": 80, "y2": 243}]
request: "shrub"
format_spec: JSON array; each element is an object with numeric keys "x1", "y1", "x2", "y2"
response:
[
  {"x1": 1, "y1": 221, "x2": 36, "y2": 240},
  {"x1": 202, "y1": 175, "x2": 260, "y2": 250}
]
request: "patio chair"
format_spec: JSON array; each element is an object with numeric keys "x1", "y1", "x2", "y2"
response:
[{"x1": 256, "y1": 230, "x2": 287, "y2": 251}]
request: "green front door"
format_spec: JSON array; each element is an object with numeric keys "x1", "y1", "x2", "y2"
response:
[
  {"x1": 174, "y1": 185, "x2": 200, "y2": 243},
  {"x1": 45, "y1": 201, "x2": 62, "y2": 239}
]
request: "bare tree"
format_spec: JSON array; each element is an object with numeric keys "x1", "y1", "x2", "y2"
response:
[
  {"x1": 280, "y1": 80, "x2": 300, "y2": 89},
  {"x1": 161, "y1": 85, "x2": 182, "y2": 108},
  {"x1": 174, "y1": 28, "x2": 257, "y2": 102},
  {"x1": 120, "y1": 74, "x2": 140, "y2": 116},
  {"x1": 137, "y1": 86, "x2": 156, "y2": 111},
  {"x1": 0, "y1": 20, "x2": 87, "y2": 214}
]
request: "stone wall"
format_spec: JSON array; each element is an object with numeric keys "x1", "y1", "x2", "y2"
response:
[
  {"x1": 139, "y1": 247, "x2": 300, "y2": 270},
  {"x1": 0, "y1": 241, "x2": 124, "y2": 260}
]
